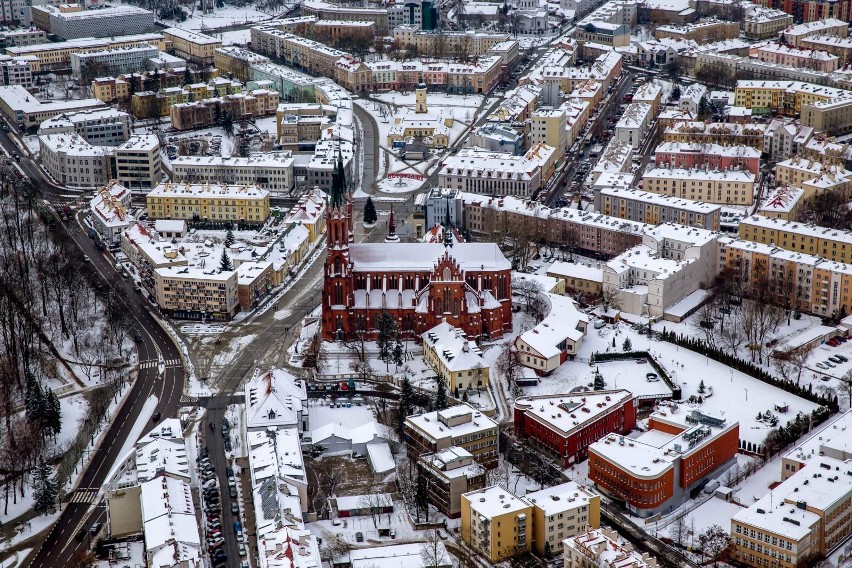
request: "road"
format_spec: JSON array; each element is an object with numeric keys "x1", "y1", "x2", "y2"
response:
[{"x1": 0, "y1": 128, "x2": 188, "y2": 568}]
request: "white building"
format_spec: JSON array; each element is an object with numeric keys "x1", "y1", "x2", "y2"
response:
[
  {"x1": 438, "y1": 145, "x2": 555, "y2": 197},
  {"x1": 39, "y1": 107, "x2": 130, "y2": 145},
  {"x1": 764, "y1": 117, "x2": 814, "y2": 161},
  {"x1": 0, "y1": 57, "x2": 33, "y2": 88},
  {"x1": 602, "y1": 224, "x2": 719, "y2": 318},
  {"x1": 1, "y1": 28, "x2": 47, "y2": 46},
  {"x1": 115, "y1": 134, "x2": 161, "y2": 191},
  {"x1": 0, "y1": 84, "x2": 104, "y2": 130},
  {"x1": 614, "y1": 103, "x2": 652, "y2": 149},
  {"x1": 39, "y1": 131, "x2": 111, "y2": 188},
  {"x1": 515, "y1": 294, "x2": 588, "y2": 375},
  {"x1": 140, "y1": 475, "x2": 201, "y2": 568},
  {"x1": 245, "y1": 368, "x2": 309, "y2": 434},
  {"x1": 679, "y1": 83, "x2": 707, "y2": 115},
  {"x1": 36, "y1": 4, "x2": 156, "y2": 40},
  {"x1": 171, "y1": 152, "x2": 294, "y2": 193},
  {"x1": 90, "y1": 180, "x2": 132, "y2": 245},
  {"x1": 70, "y1": 43, "x2": 160, "y2": 77}
]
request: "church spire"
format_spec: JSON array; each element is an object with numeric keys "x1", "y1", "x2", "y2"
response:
[
  {"x1": 329, "y1": 144, "x2": 346, "y2": 209},
  {"x1": 385, "y1": 206, "x2": 400, "y2": 243},
  {"x1": 443, "y1": 197, "x2": 453, "y2": 248}
]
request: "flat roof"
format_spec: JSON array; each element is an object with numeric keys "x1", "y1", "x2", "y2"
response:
[
  {"x1": 147, "y1": 182, "x2": 269, "y2": 199},
  {"x1": 463, "y1": 485, "x2": 529, "y2": 518},
  {"x1": 514, "y1": 391, "x2": 634, "y2": 437}
]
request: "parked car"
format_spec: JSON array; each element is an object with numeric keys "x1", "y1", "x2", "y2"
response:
[
  {"x1": 816, "y1": 363, "x2": 826, "y2": 370},
  {"x1": 231, "y1": 503, "x2": 239, "y2": 515},
  {"x1": 838, "y1": 355, "x2": 849, "y2": 362},
  {"x1": 825, "y1": 360, "x2": 836, "y2": 368},
  {"x1": 90, "y1": 523, "x2": 102, "y2": 534},
  {"x1": 356, "y1": 532, "x2": 364, "y2": 542}
]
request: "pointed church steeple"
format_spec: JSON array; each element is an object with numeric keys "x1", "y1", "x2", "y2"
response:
[
  {"x1": 329, "y1": 145, "x2": 346, "y2": 210},
  {"x1": 385, "y1": 206, "x2": 400, "y2": 243},
  {"x1": 443, "y1": 198, "x2": 453, "y2": 248}
]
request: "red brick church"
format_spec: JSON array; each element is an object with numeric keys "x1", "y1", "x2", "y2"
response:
[{"x1": 321, "y1": 154, "x2": 513, "y2": 342}]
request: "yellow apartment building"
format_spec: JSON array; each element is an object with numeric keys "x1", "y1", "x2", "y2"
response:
[
  {"x1": 154, "y1": 266, "x2": 240, "y2": 321},
  {"x1": 92, "y1": 76, "x2": 130, "y2": 103},
  {"x1": 461, "y1": 486, "x2": 533, "y2": 563},
  {"x1": 162, "y1": 28, "x2": 222, "y2": 65},
  {"x1": 422, "y1": 321, "x2": 490, "y2": 393},
  {"x1": 642, "y1": 167, "x2": 756, "y2": 205},
  {"x1": 526, "y1": 483, "x2": 599, "y2": 557},
  {"x1": 739, "y1": 214, "x2": 852, "y2": 263},
  {"x1": 146, "y1": 183, "x2": 271, "y2": 222},
  {"x1": 734, "y1": 80, "x2": 842, "y2": 116}
]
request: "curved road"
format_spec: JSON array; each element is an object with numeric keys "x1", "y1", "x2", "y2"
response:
[{"x1": 0, "y1": 128, "x2": 188, "y2": 568}]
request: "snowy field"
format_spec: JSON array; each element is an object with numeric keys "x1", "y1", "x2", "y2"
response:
[{"x1": 156, "y1": 4, "x2": 276, "y2": 32}]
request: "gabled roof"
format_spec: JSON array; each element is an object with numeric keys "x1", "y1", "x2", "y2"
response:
[{"x1": 245, "y1": 369, "x2": 307, "y2": 430}]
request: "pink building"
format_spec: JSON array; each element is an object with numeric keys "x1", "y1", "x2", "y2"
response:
[
  {"x1": 749, "y1": 42, "x2": 840, "y2": 72},
  {"x1": 654, "y1": 142, "x2": 761, "y2": 174}
]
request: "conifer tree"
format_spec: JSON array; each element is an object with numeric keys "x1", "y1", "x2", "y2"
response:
[
  {"x1": 33, "y1": 460, "x2": 58, "y2": 515},
  {"x1": 364, "y1": 196, "x2": 378, "y2": 225},
  {"x1": 219, "y1": 249, "x2": 233, "y2": 271}
]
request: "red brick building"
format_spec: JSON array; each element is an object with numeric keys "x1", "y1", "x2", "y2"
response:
[
  {"x1": 757, "y1": 0, "x2": 852, "y2": 22},
  {"x1": 513, "y1": 391, "x2": 637, "y2": 468},
  {"x1": 321, "y1": 156, "x2": 513, "y2": 342},
  {"x1": 588, "y1": 408, "x2": 739, "y2": 517},
  {"x1": 654, "y1": 142, "x2": 761, "y2": 175}
]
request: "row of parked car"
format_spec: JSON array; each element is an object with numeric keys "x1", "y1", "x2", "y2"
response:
[{"x1": 199, "y1": 447, "x2": 230, "y2": 568}]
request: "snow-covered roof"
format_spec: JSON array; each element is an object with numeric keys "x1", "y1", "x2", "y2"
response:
[
  {"x1": 463, "y1": 485, "x2": 529, "y2": 518},
  {"x1": 547, "y1": 261, "x2": 604, "y2": 282},
  {"x1": 366, "y1": 442, "x2": 395, "y2": 475},
  {"x1": 643, "y1": 166, "x2": 755, "y2": 183},
  {"x1": 335, "y1": 493, "x2": 393, "y2": 511},
  {"x1": 565, "y1": 528, "x2": 659, "y2": 568},
  {"x1": 135, "y1": 437, "x2": 188, "y2": 482},
  {"x1": 406, "y1": 404, "x2": 498, "y2": 443},
  {"x1": 349, "y1": 543, "x2": 451, "y2": 568},
  {"x1": 349, "y1": 243, "x2": 510, "y2": 272},
  {"x1": 420, "y1": 446, "x2": 484, "y2": 480},
  {"x1": 601, "y1": 187, "x2": 721, "y2": 214},
  {"x1": 90, "y1": 180, "x2": 131, "y2": 228},
  {"x1": 248, "y1": 428, "x2": 305, "y2": 485},
  {"x1": 655, "y1": 141, "x2": 760, "y2": 159},
  {"x1": 741, "y1": 214, "x2": 852, "y2": 247},
  {"x1": 245, "y1": 368, "x2": 307, "y2": 430},
  {"x1": 118, "y1": 133, "x2": 158, "y2": 152},
  {"x1": 526, "y1": 481, "x2": 595, "y2": 516},
  {"x1": 162, "y1": 27, "x2": 221, "y2": 44},
  {"x1": 140, "y1": 476, "x2": 200, "y2": 567},
  {"x1": 517, "y1": 294, "x2": 587, "y2": 359},
  {"x1": 514, "y1": 391, "x2": 633, "y2": 437},
  {"x1": 759, "y1": 186, "x2": 804, "y2": 214},
  {"x1": 422, "y1": 321, "x2": 486, "y2": 373},
  {"x1": 147, "y1": 182, "x2": 269, "y2": 200},
  {"x1": 783, "y1": 410, "x2": 852, "y2": 466},
  {"x1": 154, "y1": 219, "x2": 186, "y2": 233}
]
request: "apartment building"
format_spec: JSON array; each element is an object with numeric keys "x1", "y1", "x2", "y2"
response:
[
  {"x1": 589, "y1": 408, "x2": 739, "y2": 517},
  {"x1": 602, "y1": 224, "x2": 719, "y2": 318},
  {"x1": 214, "y1": 46, "x2": 269, "y2": 82},
  {"x1": 733, "y1": 80, "x2": 846, "y2": 117},
  {"x1": 662, "y1": 121, "x2": 767, "y2": 150},
  {"x1": 0, "y1": 56, "x2": 32, "y2": 88},
  {"x1": 546, "y1": 262, "x2": 603, "y2": 299},
  {"x1": 250, "y1": 25, "x2": 346, "y2": 79},
  {"x1": 39, "y1": 132, "x2": 112, "y2": 188},
  {"x1": 564, "y1": 528, "x2": 660, "y2": 568},
  {"x1": 757, "y1": 186, "x2": 805, "y2": 220},
  {"x1": 801, "y1": 95, "x2": 852, "y2": 137},
  {"x1": 170, "y1": 89, "x2": 279, "y2": 130},
  {"x1": 461, "y1": 486, "x2": 533, "y2": 563},
  {"x1": 115, "y1": 134, "x2": 161, "y2": 191},
  {"x1": 800, "y1": 34, "x2": 852, "y2": 65},
  {"x1": 529, "y1": 107, "x2": 568, "y2": 153},
  {"x1": 438, "y1": 145, "x2": 555, "y2": 197},
  {"x1": 780, "y1": 18, "x2": 848, "y2": 45},
  {"x1": 742, "y1": 8, "x2": 793, "y2": 39},
  {"x1": 764, "y1": 118, "x2": 814, "y2": 161},
  {"x1": 91, "y1": 76, "x2": 129, "y2": 103},
  {"x1": 0, "y1": 84, "x2": 104, "y2": 129},
  {"x1": 170, "y1": 152, "x2": 294, "y2": 194},
  {"x1": 749, "y1": 42, "x2": 840, "y2": 72},
  {"x1": 39, "y1": 107, "x2": 130, "y2": 145},
  {"x1": 459, "y1": 192, "x2": 648, "y2": 258},
  {"x1": 145, "y1": 182, "x2": 270, "y2": 223},
  {"x1": 527, "y1": 483, "x2": 600, "y2": 557},
  {"x1": 421, "y1": 321, "x2": 489, "y2": 393},
  {"x1": 392, "y1": 26, "x2": 509, "y2": 56},
  {"x1": 775, "y1": 156, "x2": 852, "y2": 197},
  {"x1": 730, "y1": 454, "x2": 852, "y2": 568},
  {"x1": 655, "y1": 19, "x2": 739, "y2": 44},
  {"x1": 614, "y1": 102, "x2": 653, "y2": 149},
  {"x1": 89, "y1": 180, "x2": 132, "y2": 245},
  {"x1": 5, "y1": 32, "x2": 164, "y2": 71},
  {"x1": 739, "y1": 214, "x2": 852, "y2": 264},
  {"x1": 300, "y1": 0, "x2": 390, "y2": 34},
  {"x1": 572, "y1": 21, "x2": 629, "y2": 48},
  {"x1": 597, "y1": 187, "x2": 721, "y2": 230},
  {"x1": 162, "y1": 27, "x2": 221, "y2": 65},
  {"x1": 1, "y1": 28, "x2": 47, "y2": 47},
  {"x1": 33, "y1": 4, "x2": 155, "y2": 40},
  {"x1": 404, "y1": 405, "x2": 499, "y2": 468},
  {"x1": 417, "y1": 447, "x2": 486, "y2": 518},
  {"x1": 70, "y1": 43, "x2": 160, "y2": 78},
  {"x1": 654, "y1": 142, "x2": 761, "y2": 175},
  {"x1": 513, "y1": 391, "x2": 637, "y2": 468},
  {"x1": 642, "y1": 167, "x2": 756, "y2": 206},
  {"x1": 154, "y1": 265, "x2": 239, "y2": 321}
]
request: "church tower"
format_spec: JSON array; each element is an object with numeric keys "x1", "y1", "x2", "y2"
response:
[
  {"x1": 415, "y1": 75, "x2": 428, "y2": 114},
  {"x1": 322, "y1": 146, "x2": 354, "y2": 340}
]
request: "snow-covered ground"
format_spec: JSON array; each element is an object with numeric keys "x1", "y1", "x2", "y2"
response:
[
  {"x1": 308, "y1": 401, "x2": 376, "y2": 432},
  {"x1": 157, "y1": 4, "x2": 276, "y2": 32},
  {"x1": 95, "y1": 540, "x2": 144, "y2": 568}
]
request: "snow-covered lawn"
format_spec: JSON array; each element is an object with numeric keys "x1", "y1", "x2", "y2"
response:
[{"x1": 158, "y1": 4, "x2": 276, "y2": 31}]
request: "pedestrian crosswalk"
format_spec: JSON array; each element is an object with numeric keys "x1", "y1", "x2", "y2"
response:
[
  {"x1": 68, "y1": 489, "x2": 98, "y2": 504},
  {"x1": 139, "y1": 359, "x2": 182, "y2": 370},
  {"x1": 180, "y1": 394, "x2": 199, "y2": 404}
]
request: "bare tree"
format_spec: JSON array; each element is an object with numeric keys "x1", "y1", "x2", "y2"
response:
[
  {"x1": 421, "y1": 529, "x2": 450, "y2": 568},
  {"x1": 496, "y1": 342, "x2": 522, "y2": 396},
  {"x1": 698, "y1": 525, "x2": 730, "y2": 567},
  {"x1": 837, "y1": 370, "x2": 852, "y2": 410},
  {"x1": 670, "y1": 515, "x2": 691, "y2": 548},
  {"x1": 601, "y1": 287, "x2": 621, "y2": 313}
]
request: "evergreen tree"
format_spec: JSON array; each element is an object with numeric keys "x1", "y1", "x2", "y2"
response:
[
  {"x1": 415, "y1": 471, "x2": 429, "y2": 522},
  {"x1": 622, "y1": 337, "x2": 632, "y2": 352},
  {"x1": 33, "y1": 460, "x2": 58, "y2": 515},
  {"x1": 224, "y1": 228, "x2": 235, "y2": 248},
  {"x1": 435, "y1": 377, "x2": 448, "y2": 411},
  {"x1": 25, "y1": 375, "x2": 43, "y2": 425},
  {"x1": 219, "y1": 249, "x2": 233, "y2": 271},
  {"x1": 670, "y1": 85, "x2": 681, "y2": 101},
  {"x1": 46, "y1": 390, "x2": 62, "y2": 439},
  {"x1": 376, "y1": 311, "x2": 400, "y2": 371},
  {"x1": 593, "y1": 370, "x2": 605, "y2": 391},
  {"x1": 183, "y1": 66, "x2": 192, "y2": 86},
  {"x1": 698, "y1": 380, "x2": 706, "y2": 394},
  {"x1": 395, "y1": 377, "x2": 414, "y2": 435},
  {"x1": 221, "y1": 111, "x2": 234, "y2": 136},
  {"x1": 364, "y1": 196, "x2": 378, "y2": 225},
  {"x1": 462, "y1": 390, "x2": 469, "y2": 402}
]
